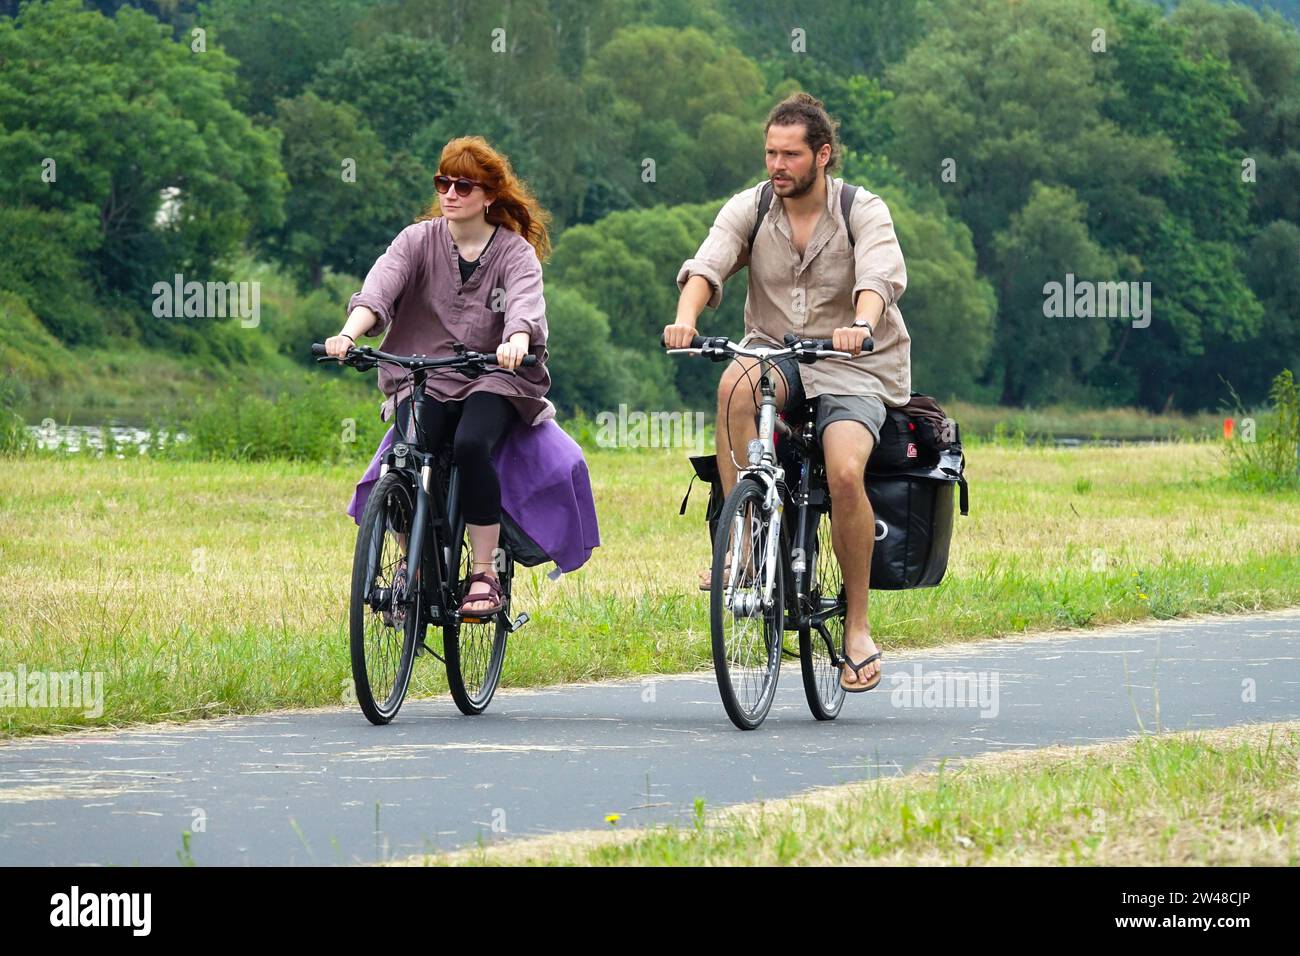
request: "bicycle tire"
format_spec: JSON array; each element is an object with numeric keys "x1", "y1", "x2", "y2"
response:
[
  {"x1": 710, "y1": 477, "x2": 784, "y2": 730},
  {"x1": 799, "y1": 507, "x2": 846, "y2": 721},
  {"x1": 444, "y1": 525, "x2": 510, "y2": 715},
  {"x1": 349, "y1": 472, "x2": 421, "y2": 725}
]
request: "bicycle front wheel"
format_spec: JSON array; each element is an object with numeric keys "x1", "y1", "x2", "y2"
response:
[
  {"x1": 710, "y1": 477, "x2": 784, "y2": 730},
  {"x1": 350, "y1": 472, "x2": 421, "y2": 725},
  {"x1": 799, "y1": 508, "x2": 846, "y2": 721},
  {"x1": 444, "y1": 526, "x2": 510, "y2": 715}
]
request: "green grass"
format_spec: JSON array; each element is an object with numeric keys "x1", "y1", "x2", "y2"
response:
[
  {"x1": 2, "y1": 442, "x2": 1300, "y2": 736},
  {"x1": 948, "y1": 399, "x2": 1226, "y2": 442},
  {"x1": 424, "y1": 721, "x2": 1300, "y2": 866}
]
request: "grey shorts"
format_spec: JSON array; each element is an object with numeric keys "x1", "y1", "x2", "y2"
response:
[{"x1": 772, "y1": 353, "x2": 887, "y2": 447}]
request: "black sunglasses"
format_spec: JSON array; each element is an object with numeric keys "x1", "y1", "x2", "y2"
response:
[{"x1": 434, "y1": 174, "x2": 488, "y2": 198}]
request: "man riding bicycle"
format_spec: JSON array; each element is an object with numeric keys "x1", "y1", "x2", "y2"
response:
[{"x1": 662, "y1": 92, "x2": 912, "y2": 694}]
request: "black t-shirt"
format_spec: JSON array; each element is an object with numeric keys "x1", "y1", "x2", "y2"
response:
[{"x1": 457, "y1": 225, "x2": 500, "y2": 284}]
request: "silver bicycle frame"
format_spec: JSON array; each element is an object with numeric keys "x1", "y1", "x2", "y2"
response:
[{"x1": 668, "y1": 339, "x2": 850, "y2": 610}]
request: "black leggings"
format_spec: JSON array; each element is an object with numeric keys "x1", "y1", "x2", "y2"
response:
[{"x1": 394, "y1": 391, "x2": 519, "y2": 525}]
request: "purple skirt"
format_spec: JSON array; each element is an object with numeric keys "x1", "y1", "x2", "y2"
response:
[{"x1": 347, "y1": 419, "x2": 600, "y2": 574}]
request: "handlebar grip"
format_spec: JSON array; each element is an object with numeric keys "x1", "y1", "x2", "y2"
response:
[
  {"x1": 311, "y1": 343, "x2": 327, "y2": 357},
  {"x1": 809, "y1": 339, "x2": 836, "y2": 352},
  {"x1": 522, "y1": 354, "x2": 538, "y2": 367},
  {"x1": 660, "y1": 332, "x2": 708, "y2": 349}
]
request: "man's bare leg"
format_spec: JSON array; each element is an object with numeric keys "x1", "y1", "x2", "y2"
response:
[{"x1": 821, "y1": 420, "x2": 880, "y2": 688}]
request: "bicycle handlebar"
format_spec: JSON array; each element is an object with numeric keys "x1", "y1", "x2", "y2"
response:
[
  {"x1": 310, "y1": 342, "x2": 538, "y2": 370},
  {"x1": 660, "y1": 331, "x2": 863, "y2": 362}
]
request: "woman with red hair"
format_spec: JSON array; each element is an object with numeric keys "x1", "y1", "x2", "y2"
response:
[{"x1": 327, "y1": 136, "x2": 555, "y2": 616}]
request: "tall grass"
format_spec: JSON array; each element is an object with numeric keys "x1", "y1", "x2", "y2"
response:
[
  {"x1": 1224, "y1": 369, "x2": 1300, "y2": 491},
  {"x1": 161, "y1": 378, "x2": 389, "y2": 463},
  {"x1": 3, "y1": 443, "x2": 1300, "y2": 736}
]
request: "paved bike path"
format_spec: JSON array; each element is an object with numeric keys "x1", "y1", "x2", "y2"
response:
[{"x1": 2, "y1": 609, "x2": 1298, "y2": 866}]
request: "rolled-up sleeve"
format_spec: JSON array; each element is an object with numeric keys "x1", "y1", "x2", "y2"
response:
[
  {"x1": 850, "y1": 192, "x2": 907, "y2": 313},
  {"x1": 347, "y1": 224, "x2": 420, "y2": 338},
  {"x1": 500, "y1": 245, "x2": 548, "y2": 347},
  {"x1": 675, "y1": 189, "x2": 753, "y2": 309}
]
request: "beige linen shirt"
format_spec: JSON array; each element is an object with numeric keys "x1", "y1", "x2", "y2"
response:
[{"x1": 675, "y1": 173, "x2": 912, "y2": 406}]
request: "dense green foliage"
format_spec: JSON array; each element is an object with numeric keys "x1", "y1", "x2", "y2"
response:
[{"x1": 2, "y1": 0, "x2": 1297, "y2": 423}]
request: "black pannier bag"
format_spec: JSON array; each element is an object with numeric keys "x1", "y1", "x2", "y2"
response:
[
  {"x1": 680, "y1": 453, "x2": 725, "y2": 545},
  {"x1": 867, "y1": 443, "x2": 968, "y2": 590}
]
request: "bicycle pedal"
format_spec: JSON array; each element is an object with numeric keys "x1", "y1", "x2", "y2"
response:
[{"x1": 507, "y1": 611, "x2": 530, "y2": 633}]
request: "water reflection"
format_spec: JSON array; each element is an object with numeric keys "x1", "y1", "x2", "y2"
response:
[{"x1": 25, "y1": 421, "x2": 188, "y2": 456}]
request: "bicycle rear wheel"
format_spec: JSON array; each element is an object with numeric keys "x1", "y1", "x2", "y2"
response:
[
  {"x1": 710, "y1": 477, "x2": 784, "y2": 730},
  {"x1": 350, "y1": 472, "x2": 421, "y2": 725},
  {"x1": 444, "y1": 526, "x2": 510, "y2": 715},
  {"x1": 799, "y1": 508, "x2": 846, "y2": 721}
]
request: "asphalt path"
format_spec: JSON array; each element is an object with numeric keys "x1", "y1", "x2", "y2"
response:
[{"x1": 1, "y1": 609, "x2": 1297, "y2": 865}]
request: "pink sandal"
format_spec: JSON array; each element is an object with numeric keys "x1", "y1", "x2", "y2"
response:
[{"x1": 458, "y1": 571, "x2": 504, "y2": 617}]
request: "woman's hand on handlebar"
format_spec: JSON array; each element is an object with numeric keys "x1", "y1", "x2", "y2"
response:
[
  {"x1": 662, "y1": 323, "x2": 698, "y2": 349},
  {"x1": 325, "y1": 333, "x2": 355, "y2": 358},
  {"x1": 496, "y1": 332, "x2": 530, "y2": 370}
]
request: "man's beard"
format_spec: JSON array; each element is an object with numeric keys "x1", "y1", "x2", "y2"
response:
[{"x1": 772, "y1": 167, "x2": 817, "y2": 198}]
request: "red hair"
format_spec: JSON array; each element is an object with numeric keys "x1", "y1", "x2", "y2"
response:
[{"x1": 419, "y1": 136, "x2": 552, "y2": 261}]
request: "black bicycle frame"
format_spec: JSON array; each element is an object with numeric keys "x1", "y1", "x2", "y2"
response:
[{"x1": 385, "y1": 367, "x2": 466, "y2": 633}]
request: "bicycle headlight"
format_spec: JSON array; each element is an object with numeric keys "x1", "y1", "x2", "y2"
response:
[{"x1": 747, "y1": 438, "x2": 764, "y2": 465}]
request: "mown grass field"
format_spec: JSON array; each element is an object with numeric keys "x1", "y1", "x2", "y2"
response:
[
  {"x1": 411, "y1": 720, "x2": 1300, "y2": 866},
  {"x1": 2, "y1": 440, "x2": 1299, "y2": 736}
]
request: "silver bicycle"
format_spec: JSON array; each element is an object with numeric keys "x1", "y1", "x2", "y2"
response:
[{"x1": 667, "y1": 332, "x2": 865, "y2": 729}]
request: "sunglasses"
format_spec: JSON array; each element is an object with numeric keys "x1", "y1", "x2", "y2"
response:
[{"x1": 434, "y1": 174, "x2": 488, "y2": 198}]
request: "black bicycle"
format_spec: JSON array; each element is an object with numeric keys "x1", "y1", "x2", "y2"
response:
[
  {"x1": 668, "y1": 332, "x2": 870, "y2": 729},
  {"x1": 312, "y1": 341, "x2": 535, "y2": 724}
]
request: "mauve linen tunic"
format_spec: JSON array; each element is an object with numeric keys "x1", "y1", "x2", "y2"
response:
[{"x1": 347, "y1": 217, "x2": 555, "y2": 426}]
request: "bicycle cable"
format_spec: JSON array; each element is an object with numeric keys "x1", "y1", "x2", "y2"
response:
[{"x1": 722, "y1": 345, "x2": 794, "y2": 474}]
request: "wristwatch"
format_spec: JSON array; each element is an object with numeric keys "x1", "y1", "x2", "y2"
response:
[{"x1": 852, "y1": 319, "x2": 875, "y2": 335}]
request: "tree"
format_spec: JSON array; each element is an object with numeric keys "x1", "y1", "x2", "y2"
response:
[
  {"x1": 0, "y1": 0, "x2": 285, "y2": 339},
  {"x1": 584, "y1": 26, "x2": 768, "y2": 207},
  {"x1": 542, "y1": 286, "x2": 620, "y2": 415},
  {"x1": 1171, "y1": 1, "x2": 1300, "y2": 227},
  {"x1": 886, "y1": 0, "x2": 1264, "y2": 410},
  {"x1": 198, "y1": 0, "x2": 372, "y2": 117},
  {"x1": 309, "y1": 33, "x2": 467, "y2": 155},
  {"x1": 268, "y1": 92, "x2": 428, "y2": 288},
  {"x1": 843, "y1": 154, "x2": 997, "y2": 401},
  {"x1": 992, "y1": 184, "x2": 1123, "y2": 406}
]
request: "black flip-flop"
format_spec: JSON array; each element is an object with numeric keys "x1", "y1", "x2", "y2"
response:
[{"x1": 840, "y1": 650, "x2": 883, "y2": 693}]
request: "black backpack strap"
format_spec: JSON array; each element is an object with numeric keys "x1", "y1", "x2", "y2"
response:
[
  {"x1": 750, "y1": 180, "x2": 858, "y2": 254},
  {"x1": 747, "y1": 181, "x2": 774, "y2": 253},
  {"x1": 840, "y1": 183, "x2": 858, "y2": 246}
]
